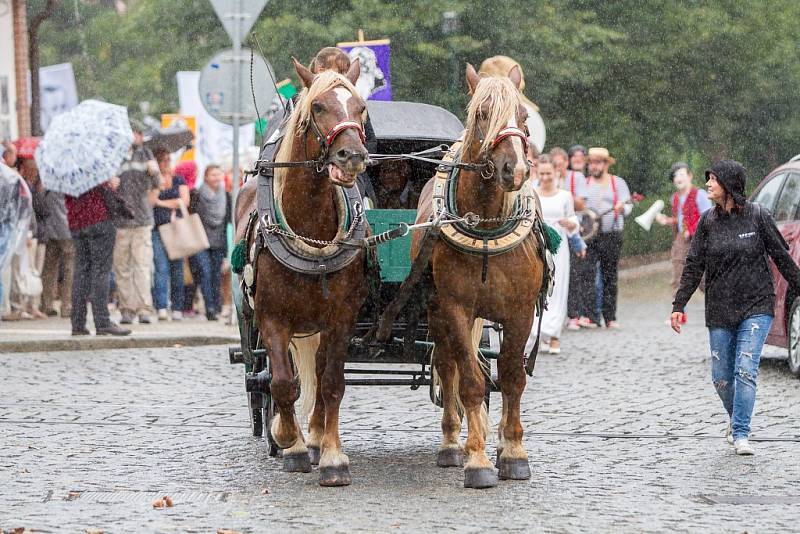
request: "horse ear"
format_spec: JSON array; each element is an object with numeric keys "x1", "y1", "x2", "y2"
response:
[
  {"x1": 508, "y1": 65, "x2": 522, "y2": 89},
  {"x1": 345, "y1": 58, "x2": 361, "y2": 86},
  {"x1": 465, "y1": 63, "x2": 480, "y2": 94},
  {"x1": 292, "y1": 57, "x2": 316, "y2": 89}
]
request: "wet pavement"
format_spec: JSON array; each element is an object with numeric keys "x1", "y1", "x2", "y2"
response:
[{"x1": 1, "y1": 275, "x2": 799, "y2": 533}]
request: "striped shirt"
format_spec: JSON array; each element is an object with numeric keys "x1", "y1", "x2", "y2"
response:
[{"x1": 585, "y1": 175, "x2": 632, "y2": 233}]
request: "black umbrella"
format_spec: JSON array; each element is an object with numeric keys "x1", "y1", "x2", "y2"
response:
[{"x1": 144, "y1": 126, "x2": 194, "y2": 153}]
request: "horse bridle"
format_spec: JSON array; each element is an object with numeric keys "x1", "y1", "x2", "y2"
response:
[
  {"x1": 307, "y1": 115, "x2": 366, "y2": 173},
  {"x1": 473, "y1": 123, "x2": 529, "y2": 179},
  {"x1": 256, "y1": 105, "x2": 366, "y2": 174}
]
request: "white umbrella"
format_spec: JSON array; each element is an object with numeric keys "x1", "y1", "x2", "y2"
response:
[
  {"x1": 0, "y1": 163, "x2": 32, "y2": 271},
  {"x1": 35, "y1": 99, "x2": 133, "y2": 196}
]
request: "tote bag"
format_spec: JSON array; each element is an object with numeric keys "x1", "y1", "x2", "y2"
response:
[{"x1": 157, "y1": 201, "x2": 210, "y2": 260}]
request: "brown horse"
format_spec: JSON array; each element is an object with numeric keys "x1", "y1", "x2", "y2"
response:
[
  {"x1": 236, "y1": 59, "x2": 368, "y2": 486},
  {"x1": 412, "y1": 64, "x2": 544, "y2": 489}
]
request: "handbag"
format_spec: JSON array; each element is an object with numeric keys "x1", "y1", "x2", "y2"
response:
[
  {"x1": 157, "y1": 201, "x2": 210, "y2": 260},
  {"x1": 100, "y1": 186, "x2": 135, "y2": 220}
]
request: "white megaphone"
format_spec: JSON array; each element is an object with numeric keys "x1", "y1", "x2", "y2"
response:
[{"x1": 635, "y1": 199, "x2": 665, "y2": 231}]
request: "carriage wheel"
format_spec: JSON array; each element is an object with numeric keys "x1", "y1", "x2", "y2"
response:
[{"x1": 249, "y1": 393, "x2": 264, "y2": 438}]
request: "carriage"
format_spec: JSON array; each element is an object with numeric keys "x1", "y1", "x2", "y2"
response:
[{"x1": 228, "y1": 100, "x2": 501, "y2": 454}]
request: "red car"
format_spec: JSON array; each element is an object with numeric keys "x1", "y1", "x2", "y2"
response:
[{"x1": 750, "y1": 156, "x2": 800, "y2": 376}]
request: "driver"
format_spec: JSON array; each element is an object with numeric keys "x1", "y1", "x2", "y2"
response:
[{"x1": 374, "y1": 160, "x2": 417, "y2": 209}]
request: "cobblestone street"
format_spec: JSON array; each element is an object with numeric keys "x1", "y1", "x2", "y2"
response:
[{"x1": 2, "y1": 275, "x2": 799, "y2": 533}]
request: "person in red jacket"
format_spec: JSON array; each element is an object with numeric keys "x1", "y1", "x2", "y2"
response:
[
  {"x1": 66, "y1": 179, "x2": 131, "y2": 336},
  {"x1": 656, "y1": 162, "x2": 712, "y2": 294}
]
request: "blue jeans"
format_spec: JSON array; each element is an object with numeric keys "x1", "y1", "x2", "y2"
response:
[
  {"x1": 193, "y1": 248, "x2": 225, "y2": 315},
  {"x1": 708, "y1": 314, "x2": 773, "y2": 441},
  {"x1": 152, "y1": 229, "x2": 184, "y2": 311}
]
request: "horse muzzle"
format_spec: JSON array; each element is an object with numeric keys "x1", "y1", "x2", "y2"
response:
[{"x1": 328, "y1": 149, "x2": 367, "y2": 188}]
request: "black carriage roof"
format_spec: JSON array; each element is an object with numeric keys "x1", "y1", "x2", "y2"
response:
[{"x1": 366, "y1": 101, "x2": 464, "y2": 143}]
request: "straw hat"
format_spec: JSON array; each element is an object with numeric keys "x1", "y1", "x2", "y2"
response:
[
  {"x1": 588, "y1": 147, "x2": 616, "y2": 166},
  {"x1": 478, "y1": 55, "x2": 539, "y2": 112}
]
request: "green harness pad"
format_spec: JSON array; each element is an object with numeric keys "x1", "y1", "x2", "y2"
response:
[
  {"x1": 231, "y1": 239, "x2": 247, "y2": 275},
  {"x1": 542, "y1": 223, "x2": 562, "y2": 255}
]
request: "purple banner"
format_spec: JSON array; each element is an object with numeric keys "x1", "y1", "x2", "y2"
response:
[{"x1": 338, "y1": 40, "x2": 391, "y2": 101}]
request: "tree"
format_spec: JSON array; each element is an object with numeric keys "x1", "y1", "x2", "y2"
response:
[{"x1": 28, "y1": 0, "x2": 58, "y2": 136}]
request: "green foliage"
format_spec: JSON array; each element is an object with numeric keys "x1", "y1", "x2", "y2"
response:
[{"x1": 34, "y1": 0, "x2": 800, "y2": 256}]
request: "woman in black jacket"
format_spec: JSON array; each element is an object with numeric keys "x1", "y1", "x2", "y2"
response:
[{"x1": 671, "y1": 160, "x2": 800, "y2": 456}]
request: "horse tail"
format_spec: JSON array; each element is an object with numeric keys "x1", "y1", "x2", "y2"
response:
[{"x1": 290, "y1": 333, "x2": 321, "y2": 420}]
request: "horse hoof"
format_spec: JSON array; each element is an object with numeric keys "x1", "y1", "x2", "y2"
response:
[
  {"x1": 464, "y1": 467, "x2": 498, "y2": 489},
  {"x1": 498, "y1": 458, "x2": 531, "y2": 480},
  {"x1": 308, "y1": 446, "x2": 321, "y2": 466},
  {"x1": 437, "y1": 448, "x2": 464, "y2": 468},
  {"x1": 283, "y1": 452, "x2": 312, "y2": 473},
  {"x1": 319, "y1": 465, "x2": 352, "y2": 487}
]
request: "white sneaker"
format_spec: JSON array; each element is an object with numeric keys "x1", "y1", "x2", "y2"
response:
[
  {"x1": 725, "y1": 422, "x2": 733, "y2": 445},
  {"x1": 171, "y1": 310, "x2": 183, "y2": 321},
  {"x1": 157, "y1": 309, "x2": 168, "y2": 320},
  {"x1": 566, "y1": 318, "x2": 580, "y2": 331},
  {"x1": 734, "y1": 438, "x2": 754, "y2": 456}
]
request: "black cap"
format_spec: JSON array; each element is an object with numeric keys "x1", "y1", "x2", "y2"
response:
[{"x1": 705, "y1": 159, "x2": 747, "y2": 206}]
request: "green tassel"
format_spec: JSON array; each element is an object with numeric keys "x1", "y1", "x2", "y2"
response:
[
  {"x1": 542, "y1": 223, "x2": 562, "y2": 255},
  {"x1": 231, "y1": 239, "x2": 247, "y2": 275}
]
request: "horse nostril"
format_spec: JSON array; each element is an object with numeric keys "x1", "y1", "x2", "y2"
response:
[{"x1": 503, "y1": 162, "x2": 513, "y2": 174}]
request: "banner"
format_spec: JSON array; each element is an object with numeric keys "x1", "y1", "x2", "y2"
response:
[
  {"x1": 36, "y1": 63, "x2": 79, "y2": 132},
  {"x1": 337, "y1": 39, "x2": 391, "y2": 101},
  {"x1": 160, "y1": 114, "x2": 197, "y2": 162},
  {"x1": 175, "y1": 71, "x2": 255, "y2": 176}
]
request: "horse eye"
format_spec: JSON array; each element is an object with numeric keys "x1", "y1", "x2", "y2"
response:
[{"x1": 312, "y1": 102, "x2": 324, "y2": 114}]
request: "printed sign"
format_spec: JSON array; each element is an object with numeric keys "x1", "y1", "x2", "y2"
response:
[{"x1": 337, "y1": 39, "x2": 391, "y2": 101}]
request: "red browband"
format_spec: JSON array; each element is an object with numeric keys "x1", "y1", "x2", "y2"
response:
[
  {"x1": 324, "y1": 120, "x2": 366, "y2": 147},
  {"x1": 490, "y1": 127, "x2": 528, "y2": 150}
]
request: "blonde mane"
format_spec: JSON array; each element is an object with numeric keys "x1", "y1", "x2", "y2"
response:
[
  {"x1": 274, "y1": 70, "x2": 361, "y2": 180},
  {"x1": 463, "y1": 76, "x2": 523, "y2": 155},
  {"x1": 461, "y1": 76, "x2": 526, "y2": 217}
]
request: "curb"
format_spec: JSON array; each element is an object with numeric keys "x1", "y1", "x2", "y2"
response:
[{"x1": 0, "y1": 335, "x2": 239, "y2": 354}]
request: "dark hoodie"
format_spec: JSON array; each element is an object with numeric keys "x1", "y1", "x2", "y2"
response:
[{"x1": 673, "y1": 161, "x2": 800, "y2": 328}]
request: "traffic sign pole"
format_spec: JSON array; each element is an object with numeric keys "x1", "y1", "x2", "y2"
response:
[{"x1": 231, "y1": 1, "x2": 241, "y2": 239}]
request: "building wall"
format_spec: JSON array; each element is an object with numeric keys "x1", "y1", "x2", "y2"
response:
[{"x1": 0, "y1": 0, "x2": 19, "y2": 139}]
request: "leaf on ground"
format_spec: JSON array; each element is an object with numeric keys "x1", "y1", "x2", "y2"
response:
[
  {"x1": 260, "y1": 488, "x2": 269, "y2": 495},
  {"x1": 85, "y1": 529, "x2": 104, "y2": 534},
  {"x1": 217, "y1": 530, "x2": 243, "y2": 534},
  {"x1": 163, "y1": 495, "x2": 174, "y2": 507},
  {"x1": 152, "y1": 498, "x2": 164, "y2": 509}
]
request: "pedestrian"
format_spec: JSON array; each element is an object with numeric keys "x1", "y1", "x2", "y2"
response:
[
  {"x1": 551, "y1": 146, "x2": 587, "y2": 210},
  {"x1": 112, "y1": 123, "x2": 161, "y2": 325},
  {"x1": 552, "y1": 146, "x2": 593, "y2": 331},
  {"x1": 4, "y1": 157, "x2": 45, "y2": 321},
  {"x1": 584, "y1": 147, "x2": 632, "y2": 329},
  {"x1": 671, "y1": 159, "x2": 800, "y2": 456},
  {"x1": 151, "y1": 147, "x2": 190, "y2": 321},
  {"x1": 0, "y1": 156, "x2": 29, "y2": 318},
  {"x1": 174, "y1": 161, "x2": 199, "y2": 318},
  {"x1": 655, "y1": 162, "x2": 713, "y2": 295},
  {"x1": 568, "y1": 144, "x2": 587, "y2": 174},
  {"x1": 38, "y1": 187, "x2": 74, "y2": 318},
  {"x1": 526, "y1": 155, "x2": 581, "y2": 355},
  {"x1": 66, "y1": 179, "x2": 131, "y2": 336},
  {"x1": 192, "y1": 164, "x2": 229, "y2": 321}
]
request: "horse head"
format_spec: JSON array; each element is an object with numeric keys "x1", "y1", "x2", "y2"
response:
[
  {"x1": 464, "y1": 63, "x2": 530, "y2": 191},
  {"x1": 291, "y1": 58, "x2": 368, "y2": 188}
]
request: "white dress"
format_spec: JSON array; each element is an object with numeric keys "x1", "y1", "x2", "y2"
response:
[{"x1": 525, "y1": 189, "x2": 578, "y2": 350}]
